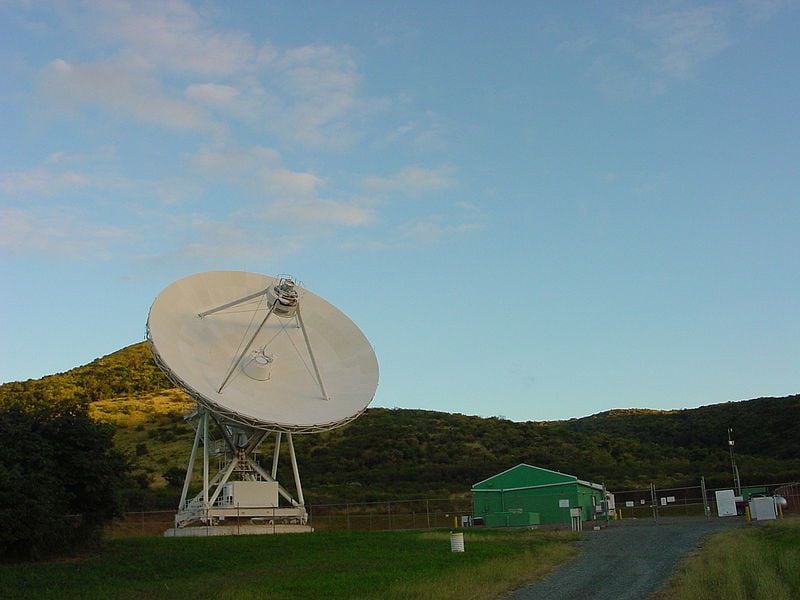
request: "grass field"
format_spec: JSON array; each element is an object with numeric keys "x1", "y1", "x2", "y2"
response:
[
  {"x1": 0, "y1": 529, "x2": 577, "y2": 600},
  {"x1": 660, "y1": 517, "x2": 800, "y2": 600}
]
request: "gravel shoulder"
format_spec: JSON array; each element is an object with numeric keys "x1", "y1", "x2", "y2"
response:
[{"x1": 506, "y1": 517, "x2": 744, "y2": 600}]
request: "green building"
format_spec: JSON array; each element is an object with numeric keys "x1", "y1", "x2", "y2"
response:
[{"x1": 472, "y1": 464, "x2": 612, "y2": 527}]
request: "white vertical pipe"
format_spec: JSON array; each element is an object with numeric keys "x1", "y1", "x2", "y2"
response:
[
  {"x1": 179, "y1": 419, "x2": 202, "y2": 510},
  {"x1": 287, "y1": 433, "x2": 304, "y2": 507},
  {"x1": 271, "y1": 432, "x2": 282, "y2": 479},
  {"x1": 203, "y1": 411, "x2": 209, "y2": 508}
]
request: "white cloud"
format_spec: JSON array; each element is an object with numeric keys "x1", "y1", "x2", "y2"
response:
[
  {"x1": 269, "y1": 169, "x2": 324, "y2": 198},
  {"x1": 87, "y1": 0, "x2": 261, "y2": 76},
  {"x1": 637, "y1": 4, "x2": 730, "y2": 82},
  {"x1": 590, "y1": 3, "x2": 733, "y2": 98},
  {"x1": 185, "y1": 83, "x2": 241, "y2": 107},
  {"x1": 398, "y1": 215, "x2": 481, "y2": 243},
  {"x1": 29, "y1": 2, "x2": 379, "y2": 149},
  {"x1": 0, "y1": 207, "x2": 131, "y2": 257},
  {"x1": 190, "y1": 145, "x2": 372, "y2": 228},
  {"x1": 0, "y1": 156, "x2": 197, "y2": 208},
  {"x1": 173, "y1": 216, "x2": 285, "y2": 261},
  {"x1": 265, "y1": 198, "x2": 375, "y2": 227},
  {"x1": 384, "y1": 110, "x2": 450, "y2": 152},
  {"x1": 190, "y1": 145, "x2": 324, "y2": 198},
  {"x1": 0, "y1": 167, "x2": 92, "y2": 195},
  {"x1": 40, "y1": 58, "x2": 217, "y2": 132},
  {"x1": 739, "y1": 0, "x2": 793, "y2": 23},
  {"x1": 44, "y1": 145, "x2": 117, "y2": 165},
  {"x1": 364, "y1": 166, "x2": 455, "y2": 194},
  {"x1": 267, "y1": 44, "x2": 363, "y2": 148}
]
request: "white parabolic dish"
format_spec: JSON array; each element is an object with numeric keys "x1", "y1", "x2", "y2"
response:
[{"x1": 147, "y1": 271, "x2": 379, "y2": 432}]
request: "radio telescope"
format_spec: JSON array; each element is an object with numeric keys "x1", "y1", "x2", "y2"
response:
[{"x1": 147, "y1": 271, "x2": 379, "y2": 530}]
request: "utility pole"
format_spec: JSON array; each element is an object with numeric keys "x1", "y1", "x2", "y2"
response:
[{"x1": 728, "y1": 428, "x2": 742, "y2": 496}]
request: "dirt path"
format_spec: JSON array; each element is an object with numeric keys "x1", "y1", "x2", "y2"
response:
[{"x1": 506, "y1": 518, "x2": 744, "y2": 600}]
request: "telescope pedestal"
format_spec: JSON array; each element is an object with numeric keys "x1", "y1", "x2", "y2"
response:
[{"x1": 175, "y1": 409, "x2": 307, "y2": 528}]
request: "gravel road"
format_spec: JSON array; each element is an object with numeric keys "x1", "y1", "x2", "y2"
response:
[{"x1": 506, "y1": 518, "x2": 744, "y2": 600}]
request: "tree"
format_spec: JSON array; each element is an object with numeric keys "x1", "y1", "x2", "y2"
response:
[
  {"x1": 163, "y1": 466, "x2": 185, "y2": 488},
  {"x1": 0, "y1": 399, "x2": 127, "y2": 561}
]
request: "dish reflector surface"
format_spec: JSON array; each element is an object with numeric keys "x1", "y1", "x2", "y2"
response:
[{"x1": 147, "y1": 271, "x2": 379, "y2": 431}]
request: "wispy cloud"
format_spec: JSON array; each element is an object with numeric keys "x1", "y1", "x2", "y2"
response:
[
  {"x1": 40, "y1": 57, "x2": 218, "y2": 132},
  {"x1": 185, "y1": 83, "x2": 241, "y2": 108},
  {"x1": 0, "y1": 167, "x2": 93, "y2": 195},
  {"x1": 738, "y1": 0, "x2": 793, "y2": 23},
  {"x1": 266, "y1": 44, "x2": 364, "y2": 148},
  {"x1": 637, "y1": 4, "x2": 730, "y2": 83},
  {"x1": 190, "y1": 145, "x2": 325, "y2": 198},
  {"x1": 32, "y1": 1, "x2": 376, "y2": 149},
  {"x1": 0, "y1": 155, "x2": 197, "y2": 207},
  {"x1": 172, "y1": 216, "x2": 286, "y2": 261},
  {"x1": 0, "y1": 207, "x2": 132, "y2": 257},
  {"x1": 87, "y1": 0, "x2": 262, "y2": 77},
  {"x1": 265, "y1": 198, "x2": 375, "y2": 227},
  {"x1": 342, "y1": 201, "x2": 484, "y2": 250},
  {"x1": 398, "y1": 215, "x2": 482, "y2": 243},
  {"x1": 589, "y1": 3, "x2": 733, "y2": 98},
  {"x1": 190, "y1": 144, "x2": 374, "y2": 228},
  {"x1": 7, "y1": 1, "x2": 461, "y2": 264},
  {"x1": 383, "y1": 110, "x2": 450, "y2": 152},
  {"x1": 364, "y1": 166, "x2": 455, "y2": 194}
]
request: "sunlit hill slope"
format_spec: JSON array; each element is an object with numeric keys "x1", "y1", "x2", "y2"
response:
[{"x1": 1, "y1": 343, "x2": 798, "y2": 508}]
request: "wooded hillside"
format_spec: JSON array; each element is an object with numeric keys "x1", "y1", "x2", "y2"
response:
[{"x1": 2, "y1": 343, "x2": 798, "y2": 508}]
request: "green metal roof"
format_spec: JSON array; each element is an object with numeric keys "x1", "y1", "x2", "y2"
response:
[{"x1": 472, "y1": 463, "x2": 577, "y2": 490}]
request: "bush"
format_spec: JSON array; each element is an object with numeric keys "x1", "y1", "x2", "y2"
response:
[
  {"x1": 0, "y1": 400, "x2": 127, "y2": 560},
  {"x1": 163, "y1": 467, "x2": 185, "y2": 488}
]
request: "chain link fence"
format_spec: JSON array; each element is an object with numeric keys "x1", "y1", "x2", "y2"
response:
[
  {"x1": 106, "y1": 481, "x2": 799, "y2": 538},
  {"x1": 309, "y1": 497, "x2": 473, "y2": 532},
  {"x1": 107, "y1": 497, "x2": 473, "y2": 538},
  {"x1": 613, "y1": 481, "x2": 800, "y2": 521},
  {"x1": 107, "y1": 510, "x2": 176, "y2": 538}
]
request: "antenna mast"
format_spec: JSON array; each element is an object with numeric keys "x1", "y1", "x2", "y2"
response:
[{"x1": 727, "y1": 428, "x2": 742, "y2": 496}]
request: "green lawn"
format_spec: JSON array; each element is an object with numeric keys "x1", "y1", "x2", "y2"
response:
[
  {"x1": 0, "y1": 529, "x2": 577, "y2": 600},
  {"x1": 660, "y1": 517, "x2": 800, "y2": 600}
]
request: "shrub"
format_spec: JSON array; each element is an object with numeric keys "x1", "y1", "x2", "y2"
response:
[{"x1": 0, "y1": 400, "x2": 127, "y2": 560}]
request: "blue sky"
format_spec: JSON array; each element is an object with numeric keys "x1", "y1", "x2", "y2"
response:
[{"x1": 1, "y1": 1, "x2": 798, "y2": 421}]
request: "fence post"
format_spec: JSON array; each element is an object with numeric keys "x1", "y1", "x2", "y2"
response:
[
  {"x1": 388, "y1": 502, "x2": 392, "y2": 530},
  {"x1": 426, "y1": 499, "x2": 431, "y2": 529},
  {"x1": 650, "y1": 482, "x2": 658, "y2": 523},
  {"x1": 700, "y1": 477, "x2": 709, "y2": 519}
]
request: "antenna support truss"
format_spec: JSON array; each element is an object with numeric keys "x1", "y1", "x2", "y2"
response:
[
  {"x1": 174, "y1": 409, "x2": 308, "y2": 529},
  {"x1": 199, "y1": 279, "x2": 330, "y2": 401}
]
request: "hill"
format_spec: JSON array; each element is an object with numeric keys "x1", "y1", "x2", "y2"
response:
[{"x1": 2, "y1": 343, "x2": 798, "y2": 508}]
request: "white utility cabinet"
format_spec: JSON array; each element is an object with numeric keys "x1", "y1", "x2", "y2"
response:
[
  {"x1": 715, "y1": 489, "x2": 737, "y2": 517},
  {"x1": 222, "y1": 481, "x2": 279, "y2": 508},
  {"x1": 749, "y1": 496, "x2": 777, "y2": 521}
]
